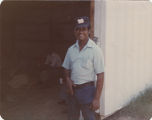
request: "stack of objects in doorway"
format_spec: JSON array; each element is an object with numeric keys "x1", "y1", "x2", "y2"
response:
[{"x1": 8, "y1": 74, "x2": 29, "y2": 89}]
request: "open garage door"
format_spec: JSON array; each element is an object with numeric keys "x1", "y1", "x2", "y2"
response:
[{"x1": 1, "y1": 1, "x2": 94, "y2": 120}]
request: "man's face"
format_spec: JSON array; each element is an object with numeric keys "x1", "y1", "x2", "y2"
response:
[{"x1": 74, "y1": 27, "x2": 90, "y2": 42}]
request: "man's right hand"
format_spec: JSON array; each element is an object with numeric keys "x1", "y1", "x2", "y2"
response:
[
  {"x1": 64, "y1": 69, "x2": 74, "y2": 96},
  {"x1": 67, "y1": 79, "x2": 74, "y2": 96}
]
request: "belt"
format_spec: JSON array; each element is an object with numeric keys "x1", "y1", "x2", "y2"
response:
[{"x1": 73, "y1": 81, "x2": 94, "y2": 89}]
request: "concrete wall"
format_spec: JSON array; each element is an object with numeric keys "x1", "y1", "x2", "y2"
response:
[{"x1": 95, "y1": 0, "x2": 152, "y2": 116}]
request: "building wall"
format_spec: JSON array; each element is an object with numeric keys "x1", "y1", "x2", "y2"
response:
[
  {"x1": 0, "y1": 4, "x2": 2, "y2": 112},
  {"x1": 94, "y1": 0, "x2": 106, "y2": 115},
  {"x1": 95, "y1": 0, "x2": 152, "y2": 116}
]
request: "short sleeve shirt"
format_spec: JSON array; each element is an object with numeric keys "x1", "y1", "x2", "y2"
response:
[{"x1": 62, "y1": 39, "x2": 104, "y2": 84}]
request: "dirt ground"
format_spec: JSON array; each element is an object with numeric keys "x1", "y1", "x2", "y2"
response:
[
  {"x1": 2, "y1": 84, "x2": 68, "y2": 120},
  {"x1": 2, "y1": 84, "x2": 152, "y2": 120}
]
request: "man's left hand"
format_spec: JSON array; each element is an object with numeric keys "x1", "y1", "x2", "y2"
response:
[{"x1": 90, "y1": 98, "x2": 100, "y2": 111}]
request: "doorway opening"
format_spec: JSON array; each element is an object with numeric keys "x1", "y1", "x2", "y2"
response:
[{"x1": 1, "y1": 1, "x2": 93, "y2": 120}]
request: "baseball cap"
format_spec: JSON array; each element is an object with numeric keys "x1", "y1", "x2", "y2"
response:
[{"x1": 75, "y1": 16, "x2": 90, "y2": 29}]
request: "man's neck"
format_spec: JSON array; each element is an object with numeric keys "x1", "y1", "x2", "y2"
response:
[{"x1": 78, "y1": 38, "x2": 89, "y2": 51}]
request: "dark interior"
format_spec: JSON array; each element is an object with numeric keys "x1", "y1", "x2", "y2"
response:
[
  {"x1": 0, "y1": 1, "x2": 90, "y2": 118},
  {"x1": 1, "y1": 1, "x2": 90, "y2": 73}
]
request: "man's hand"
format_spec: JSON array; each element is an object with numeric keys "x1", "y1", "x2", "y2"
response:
[
  {"x1": 67, "y1": 80, "x2": 74, "y2": 96},
  {"x1": 64, "y1": 69, "x2": 74, "y2": 96},
  {"x1": 90, "y1": 72, "x2": 104, "y2": 111},
  {"x1": 90, "y1": 98, "x2": 100, "y2": 111}
]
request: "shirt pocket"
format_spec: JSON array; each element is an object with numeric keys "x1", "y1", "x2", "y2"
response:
[{"x1": 81, "y1": 57, "x2": 92, "y2": 69}]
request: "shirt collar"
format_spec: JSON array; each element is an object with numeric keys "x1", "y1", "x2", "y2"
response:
[{"x1": 74, "y1": 38, "x2": 93, "y2": 48}]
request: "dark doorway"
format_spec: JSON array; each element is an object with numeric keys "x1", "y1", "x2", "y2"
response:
[{"x1": 1, "y1": 1, "x2": 91, "y2": 120}]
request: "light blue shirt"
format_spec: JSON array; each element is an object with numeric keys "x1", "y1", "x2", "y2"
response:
[{"x1": 62, "y1": 39, "x2": 104, "y2": 84}]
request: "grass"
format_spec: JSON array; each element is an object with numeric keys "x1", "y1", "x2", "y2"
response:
[
  {"x1": 124, "y1": 87, "x2": 152, "y2": 118},
  {"x1": 104, "y1": 87, "x2": 152, "y2": 120}
]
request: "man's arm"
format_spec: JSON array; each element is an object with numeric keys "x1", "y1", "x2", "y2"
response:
[
  {"x1": 64, "y1": 69, "x2": 74, "y2": 96},
  {"x1": 91, "y1": 72, "x2": 104, "y2": 111}
]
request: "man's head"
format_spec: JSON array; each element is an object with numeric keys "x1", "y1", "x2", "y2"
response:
[{"x1": 74, "y1": 16, "x2": 91, "y2": 42}]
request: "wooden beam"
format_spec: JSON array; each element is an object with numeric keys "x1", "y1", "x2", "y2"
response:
[{"x1": 90, "y1": 0, "x2": 94, "y2": 39}]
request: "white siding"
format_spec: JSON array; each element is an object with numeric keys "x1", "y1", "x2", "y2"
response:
[{"x1": 95, "y1": 0, "x2": 152, "y2": 116}]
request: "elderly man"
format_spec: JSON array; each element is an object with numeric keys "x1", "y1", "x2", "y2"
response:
[{"x1": 62, "y1": 16, "x2": 104, "y2": 120}]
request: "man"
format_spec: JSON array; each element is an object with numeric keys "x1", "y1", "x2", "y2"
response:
[
  {"x1": 40, "y1": 48, "x2": 62, "y2": 86},
  {"x1": 62, "y1": 16, "x2": 104, "y2": 120},
  {"x1": 44, "y1": 49, "x2": 62, "y2": 68}
]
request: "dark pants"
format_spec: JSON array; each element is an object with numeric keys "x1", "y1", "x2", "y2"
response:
[{"x1": 67, "y1": 85, "x2": 96, "y2": 120}]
